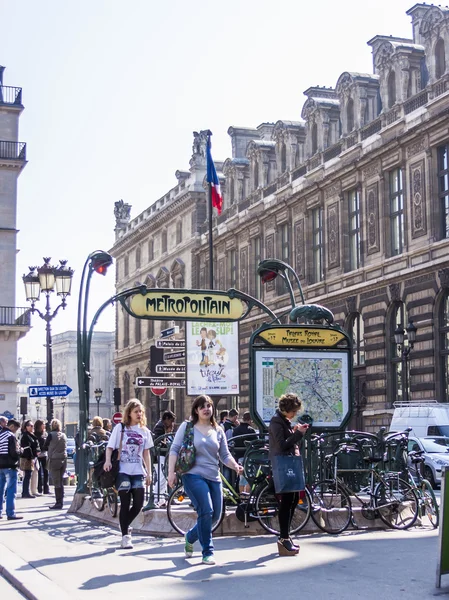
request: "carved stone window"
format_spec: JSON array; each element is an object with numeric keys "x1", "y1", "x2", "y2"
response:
[
  {"x1": 311, "y1": 207, "x2": 324, "y2": 283},
  {"x1": 161, "y1": 230, "x2": 167, "y2": 254},
  {"x1": 278, "y1": 223, "x2": 290, "y2": 295},
  {"x1": 389, "y1": 302, "x2": 406, "y2": 405},
  {"x1": 136, "y1": 246, "x2": 141, "y2": 270},
  {"x1": 228, "y1": 249, "x2": 237, "y2": 288},
  {"x1": 254, "y1": 162, "x2": 259, "y2": 190},
  {"x1": 123, "y1": 371, "x2": 130, "y2": 403},
  {"x1": 123, "y1": 311, "x2": 129, "y2": 348},
  {"x1": 252, "y1": 237, "x2": 262, "y2": 299},
  {"x1": 124, "y1": 256, "x2": 129, "y2": 277},
  {"x1": 348, "y1": 189, "x2": 361, "y2": 270},
  {"x1": 147, "y1": 319, "x2": 154, "y2": 339},
  {"x1": 439, "y1": 292, "x2": 449, "y2": 403},
  {"x1": 388, "y1": 71, "x2": 396, "y2": 108},
  {"x1": 389, "y1": 168, "x2": 404, "y2": 256},
  {"x1": 438, "y1": 144, "x2": 449, "y2": 239},
  {"x1": 435, "y1": 38, "x2": 446, "y2": 80},
  {"x1": 311, "y1": 123, "x2": 318, "y2": 155},
  {"x1": 347, "y1": 99, "x2": 354, "y2": 133},
  {"x1": 176, "y1": 221, "x2": 183, "y2": 244},
  {"x1": 148, "y1": 240, "x2": 154, "y2": 262},
  {"x1": 349, "y1": 312, "x2": 365, "y2": 367},
  {"x1": 134, "y1": 316, "x2": 141, "y2": 344}
]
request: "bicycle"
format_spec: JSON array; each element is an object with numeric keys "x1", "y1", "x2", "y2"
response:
[
  {"x1": 310, "y1": 433, "x2": 419, "y2": 534},
  {"x1": 87, "y1": 441, "x2": 119, "y2": 518},
  {"x1": 406, "y1": 449, "x2": 439, "y2": 529},
  {"x1": 167, "y1": 447, "x2": 312, "y2": 536}
]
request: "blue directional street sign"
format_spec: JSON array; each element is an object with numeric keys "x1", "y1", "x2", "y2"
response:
[{"x1": 28, "y1": 385, "x2": 73, "y2": 398}]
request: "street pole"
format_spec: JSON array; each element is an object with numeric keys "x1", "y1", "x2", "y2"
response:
[{"x1": 45, "y1": 292, "x2": 53, "y2": 426}]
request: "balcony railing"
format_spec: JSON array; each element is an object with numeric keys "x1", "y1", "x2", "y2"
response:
[
  {"x1": 0, "y1": 141, "x2": 26, "y2": 161},
  {"x1": 0, "y1": 86, "x2": 22, "y2": 106},
  {"x1": 404, "y1": 90, "x2": 428, "y2": 115},
  {"x1": 0, "y1": 307, "x2": 31, "y2": 327}
]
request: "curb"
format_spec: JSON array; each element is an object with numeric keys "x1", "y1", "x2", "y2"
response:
[{"x1": 0, "y1": 543, "x2": 71, "y2": 600}]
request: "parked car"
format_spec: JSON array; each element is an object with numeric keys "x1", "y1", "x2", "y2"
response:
[
  {"x1": 407, "y1": 436, "x2": 449, "y2": 488},
  {"x1": 66, "y1": 437, "x2": 76, "y2": 458}
]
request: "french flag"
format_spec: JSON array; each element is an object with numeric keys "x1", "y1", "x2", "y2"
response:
[{"x1": 206, "y1": 138, "x2": 223, "y2": 215}]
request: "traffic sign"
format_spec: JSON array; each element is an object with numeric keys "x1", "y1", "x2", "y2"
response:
[
  {"x1": 136, "y1": 377, "x2": 186, "y2": 388},
  {"x1": 151, "y1": 387, "x2": 167, "y2": 396},
  {"x1": 160, "y1": 326, "x2": 180, "y2": 338},
  {"x1": 112, "y1": 412, "x2": 123, "y2": 424},
  {"x1": 28, "y1": 385, "x2": 73, "y2": 398},
  {"x1": 164, "y1": 350, "x2": 186, "y2": 361},
  {"x1": 156, "y1": 365, "x2": 186, "y2": 374},
  {"x1": 156, "y1": 340, "x2": 185, "y2": 348}
]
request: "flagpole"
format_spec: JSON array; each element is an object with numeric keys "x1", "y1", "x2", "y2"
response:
[{"x1": 207, "y1": 130, "x2": 214, "y2": 289}]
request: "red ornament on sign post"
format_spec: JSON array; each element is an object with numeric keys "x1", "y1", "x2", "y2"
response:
[
  {"x1": 112, "y1": 412, "x2": 123, "y2": 425},
  {"x1": 151, "y1": 388, "x2": 167, "y2": 397}
]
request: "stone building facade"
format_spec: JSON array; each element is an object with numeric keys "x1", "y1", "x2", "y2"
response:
[
  {"x1": 0, "y1": 66, "x2": 30, "y2": 418},
  {"x1": 192, "y1": 4, "x2": 449, "y2": 431},
  {"x1": 111, "y1": 5, "x2": 449, "y2": 431},
  {"x1": 110, "y1": 132, "x2": 210, "y2": 426}
]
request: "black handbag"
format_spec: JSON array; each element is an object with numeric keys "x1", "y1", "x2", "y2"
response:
[
  {"x1": 93, "y1": 424, "x2": 124, "y2": 488},
  {"x1": 271, "y1": 455, "x2": 305, "y2": 494}
]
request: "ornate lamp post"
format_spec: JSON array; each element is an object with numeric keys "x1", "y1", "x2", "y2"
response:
[
  {"x1": 35, "y1": 398, "x2": 41, "y2": 420},
  {"x1": 94, "y1": 388, "x2": 102, "y2": 416},
  {"x1": 60, "y1": 397, "x2": 66, "y2": 431},
  {"x1": 23, "y1": 258, "x2": 74, "y2": 426},
  {"x1": 394, "y1": 318, "x2": 418, "y2": 404}
]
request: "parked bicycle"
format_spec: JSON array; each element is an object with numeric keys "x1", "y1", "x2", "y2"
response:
[
  {"x1": 86, "y1": 441, "x2": 118, "y2": 517},
  {"x1": 310, "y1": 431, "x2": 419, "y2": 534},
  {"x1": 407, "y1": 449, "x2": 439, "y2": 529}
]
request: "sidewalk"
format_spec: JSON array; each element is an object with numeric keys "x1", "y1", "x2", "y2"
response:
[{"x1": 0, "y1": 488, "x2": 446, "y2": 600}]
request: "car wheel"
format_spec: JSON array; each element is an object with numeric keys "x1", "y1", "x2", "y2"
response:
[{"x1": 424, "y1": 466, "x2": 437, "y2": 489}]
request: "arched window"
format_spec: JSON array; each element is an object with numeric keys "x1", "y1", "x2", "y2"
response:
[
  {"x1": 347, "y1": 99, "x2": 354, "y2": 133},
  {"x1": 311, "y1": 123, "x2": 318, "y2": 155},
  {"x1": 254, "y1": 161, "x2": 259, "y2": 189},
  {"x1": 436, "y1": 38, "x2": 446, "y2": 80},
  {"x1": 439, "y1": 291, "x2": 449, "y2": 403},
  {"x1": 387, "y1": 71, "x2": 396, "y2": 108},
  {"x1": 349, "y1": 312, "x2": 365, "y2": 367},
  {"x1": 281, "y1": 144, "x2": 287, "y2": 173}
]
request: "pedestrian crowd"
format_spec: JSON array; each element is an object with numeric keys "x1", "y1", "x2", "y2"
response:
[{"x1": 0, "y1": 392, "x2": 307, "y2": 564}]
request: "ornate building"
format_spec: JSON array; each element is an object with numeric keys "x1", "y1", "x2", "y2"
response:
[
  {"x1": 0, "y1": 66, "x2": 30, "y2": 419},
  {"x1": 112, "y1": 5, "x2": 449, "y2": 430}
]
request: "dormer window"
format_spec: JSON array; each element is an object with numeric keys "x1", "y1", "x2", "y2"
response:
[
  {"x1": 387, "y1": 71, "x2": 396, "y2": 108},
  {"x1": 436, "y1": 38, "x2": 446, "y2": 80}
]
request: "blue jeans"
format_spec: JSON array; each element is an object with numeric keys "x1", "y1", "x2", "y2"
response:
[
  {"x1": 0, "y1": 468, "x2": 18, "y2": 518},
  {"x1": 182, "y1": 473, "x2": 222, "y2": 558}
]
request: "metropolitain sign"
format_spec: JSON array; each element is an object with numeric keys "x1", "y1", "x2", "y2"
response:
[{"x1": 129, "y1": 291, "x2": 247, "y2": 321}]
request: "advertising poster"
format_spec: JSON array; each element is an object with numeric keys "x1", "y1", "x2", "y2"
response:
[
  {"x1": 186, "y1": 321, "x2": 240, "y2": 396},
  {"x1": 254, "y1": 349, "x2": 349, "y2": 428}
]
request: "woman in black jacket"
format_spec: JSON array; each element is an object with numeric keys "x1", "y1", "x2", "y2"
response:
[
  {"x1": 34, "y1": 420, "x2": 50, "y2": 495},
  {"x1": 20, "y1": 420, "x2": 39, "y2": 498},
  {"x1": 268, "y1": 393, "x2": 308, "y2": 556}
]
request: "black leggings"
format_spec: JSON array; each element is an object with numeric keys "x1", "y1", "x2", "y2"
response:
[
  {"x1": 278, "y1": 492, "x2": 299, "y2": 539},
  {"x1": 119, "y1": 488, "x2": 145, "y2": 535}
]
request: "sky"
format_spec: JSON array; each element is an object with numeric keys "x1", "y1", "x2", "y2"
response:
[{"x1": 0, "y1": 0, "x2": 417, "y2": 362}]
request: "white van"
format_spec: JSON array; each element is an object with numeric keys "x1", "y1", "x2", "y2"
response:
[{"x1": 390, "y1": 401, "x2": 449, "y2": 437}]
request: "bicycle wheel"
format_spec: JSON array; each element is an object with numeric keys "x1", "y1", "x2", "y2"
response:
[
  {"x1": 420, "y1": 479, "x2": 439, "y2": 529},
  {"x1": 243, "y1": 447, "x2": 269, "y2": 483},
  {"x1": 374, "y1": 477, "x2": 419, "y2": 530},
  {"x1": 255, "y1": 482, "x2": 312, "y2": 535},
  {"x1": 166, "y1": 482, "x2": 225, "y2": 535},
  {"x1": 107, "y1": 488, "x2": 118, "y2": 517},
  {"x1": 89, "y1": 482, "x2": 105, "y2": 512},
  {"x1": 310, "y1": 480, "x2": 352, "y2": 534}
]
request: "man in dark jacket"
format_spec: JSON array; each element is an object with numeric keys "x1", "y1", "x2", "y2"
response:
[{"x1": 0, "y1": 419, "x2": 22, "y2": 520}]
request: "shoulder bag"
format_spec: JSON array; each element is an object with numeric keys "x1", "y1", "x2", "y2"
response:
[
  {"x1": 271, "y1": 455, "x2": 305, "y2": 494},
  {"x1": 175, "y1": 421, "x2": 196, "y2": 475},
  {"x1": 94, "y1": 424, "x2": 125, "y2": 488}
]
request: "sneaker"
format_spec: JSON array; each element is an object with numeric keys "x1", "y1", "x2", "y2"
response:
[
  {"x1": 7, "y1": 515, "x2": 23, "y2": 520},
  {"x1": 202, "y1": 555, "x2": 216, "y2": 565},
  {"x1": 120, "y1": 535, "x2": 133, "y2": 549},
  {"x1": 184, "y1": 534, "x2": 194, "y2": 558}
]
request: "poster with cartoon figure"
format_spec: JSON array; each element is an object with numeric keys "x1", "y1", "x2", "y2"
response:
[
  {"x1": 186, "y1": 321, "x2": 240, "y2": 395},
  {"x1": 121, "y1": 430, "x2": 146, "y2": 465}
]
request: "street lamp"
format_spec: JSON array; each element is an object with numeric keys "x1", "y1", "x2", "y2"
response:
[
  {"x1": 23, "y1": 258, "x2": 74, "y2": 426},
  {"x1": 394, "y1": 318, "x2": 418, "y2": 403},
  {"x1": 94, "y1": 388, "x2": 102, "y2": 416},
  {"x1": 35, "y1": 398, "x2": 41, "y2": 420}
]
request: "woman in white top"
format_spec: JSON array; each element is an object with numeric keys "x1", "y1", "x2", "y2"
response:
[{"x1": 105, "y1": 399, "x2": 153, "y2": 549}]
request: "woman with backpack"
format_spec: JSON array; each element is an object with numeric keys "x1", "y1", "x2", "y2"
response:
[{"x1": 104, "y1": 399, "x2": 153, "y2": 549}]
